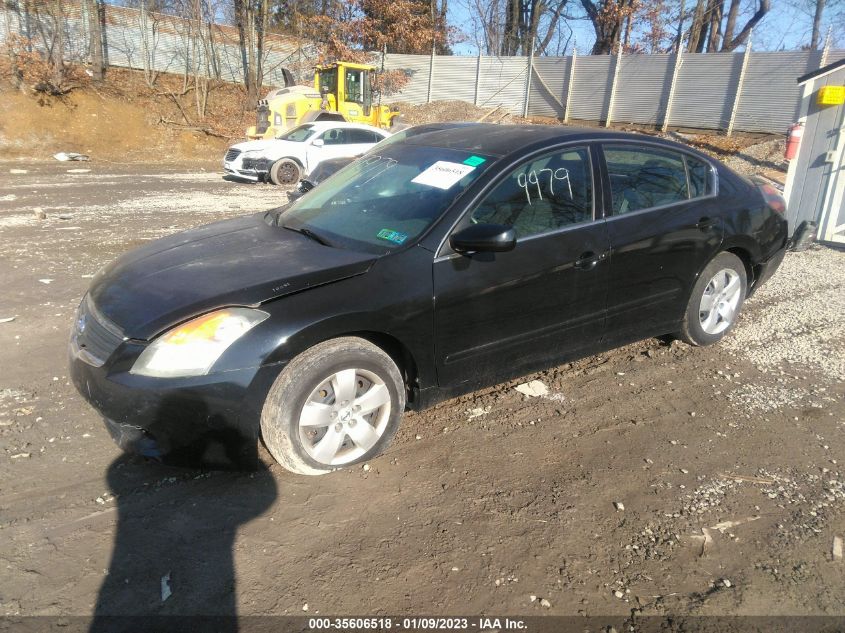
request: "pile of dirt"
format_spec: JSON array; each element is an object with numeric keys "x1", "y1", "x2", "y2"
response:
[
  {"x1": 0, "y1": 66, "x2": 258, "y2": 162},
  {"x1": 391, "y1": 100, "x2": 521, "y2": 125}
]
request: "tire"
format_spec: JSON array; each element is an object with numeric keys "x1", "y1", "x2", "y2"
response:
[
  {"x1": 269, "y1": 158, "x2": 301, "y2": 186},
  {"x1": 260, "y1": 337, "x2": 405, "y2": 475},
  {"x1": 678, "y1": 251, "x2": 747, "y2": 347}
]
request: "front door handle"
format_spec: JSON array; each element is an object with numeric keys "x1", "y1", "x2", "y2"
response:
[
  {"x1": 574, "y1": 251, "x2": 600, "y2": 270},
  {"x1": 696, "y1": 216, "x2": 717, "y2": 230}
]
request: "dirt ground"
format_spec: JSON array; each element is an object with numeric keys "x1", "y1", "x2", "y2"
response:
[{"x1": 1, "y1": 161, "x2": 844, "y2": 623}]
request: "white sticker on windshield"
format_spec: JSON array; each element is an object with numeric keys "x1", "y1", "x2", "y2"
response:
[{"x1": 411, "y1": 161, "x2": 475, "y2": 190}]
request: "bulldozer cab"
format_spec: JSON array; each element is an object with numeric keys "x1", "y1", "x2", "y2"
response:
[
  {"x1": 246, "y1": 61, "x2": 398, "y2": 139},
  {"x1": 316, "y1": 62, "x2": 375, "y2": 122}
]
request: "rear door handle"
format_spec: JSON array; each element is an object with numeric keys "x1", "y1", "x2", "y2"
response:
[
  {"x1": 574, "y1": 251, "x2": 600, "y2": 270},
  {"x1": 696, "y1": 217, "x2": 717, "y2": 230}
]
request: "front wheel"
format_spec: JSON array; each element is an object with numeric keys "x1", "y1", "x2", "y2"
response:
[
  {"x1": 678, "y1": 251, "x2": 747, "y2": 346},
  {"x1": 269, "y1": 158, "x2": 301, "y2": 186},
  {"x1": 260, "y1": 337, "x2": 405, "y2": 475}
]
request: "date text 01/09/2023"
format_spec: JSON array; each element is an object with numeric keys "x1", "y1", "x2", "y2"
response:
[{"x1": 307, "y1": 617, "x2": 528, "y2": 630}]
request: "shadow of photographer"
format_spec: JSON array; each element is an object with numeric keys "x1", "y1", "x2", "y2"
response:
[{"x1": 90, "y1": 400, "x2": 278, "y2": 633}]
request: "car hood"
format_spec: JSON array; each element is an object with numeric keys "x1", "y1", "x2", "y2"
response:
[
  {"x1": 230, "y1": 139, "x2": 300, "y2": 156},
  {"x1": 88, "y1": 213, "x2": 377, "y2": 340}
]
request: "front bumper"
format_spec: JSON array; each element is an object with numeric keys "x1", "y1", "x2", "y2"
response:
[
  {"x1": 223, "y1": 163, "x2": 260, "y2": 182},
  {"x1": 69, "y1": 341, "x2": 282, "y2": 469},
  {"x1": 223, "y1": 157, "x2": 272, "y2": 182}
]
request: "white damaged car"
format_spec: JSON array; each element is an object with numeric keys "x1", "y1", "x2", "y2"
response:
[{"x1": 223, "y1": 121, "x2": 391, "y2": 186}]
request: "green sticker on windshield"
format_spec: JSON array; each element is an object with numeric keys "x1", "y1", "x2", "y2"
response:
[
  {"x1": 463, "y1": 155, "x2": 486, "y2": 167},
  {"x1": 377, "y1": 228, "x2": 408, "y2": 244}
]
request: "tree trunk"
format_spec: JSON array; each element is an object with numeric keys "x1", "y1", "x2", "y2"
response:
[
  {"x1": 706, "y1": 0, "x2": 723, "y2": 52},
  {"x1": 686, "y1": 0, "x2": 706, "y2": 52},
  {"x1": 50, "y1": 0, "x2": 65, "y2": 89},
  {"x1": 234, "y1": 0, "x2": 258, "y2": 107},
  {"x1": 811, "y1": 0, "x2": 825, "y2": 50},
  {"x1": 675, "y1": 0, "x2": 686, "y2": 51},
  {"x1": 2, "y1": 0, "x2": 24, "y2": 89},
  {"x1": 581, "y1": 0, "x2": 617, "y2": 55},
  {"x1": 721, "y1": 0, "x2": 768, "y2": 51},
  {"x1": 87, "y1": 0, "x2": 105, "y2": 82}
]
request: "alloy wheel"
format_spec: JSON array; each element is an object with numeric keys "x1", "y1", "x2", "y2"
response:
[
  {"x1": 698, "y1": 268, "x2": 742, "y2": 335},
  {"x1": 298, "y1": 368, "x2": 392, "y2": 466}
]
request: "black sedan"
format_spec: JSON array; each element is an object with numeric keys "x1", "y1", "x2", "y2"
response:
[{"x1": 70, "y1": 124, "x2": 788, "y2": 474}]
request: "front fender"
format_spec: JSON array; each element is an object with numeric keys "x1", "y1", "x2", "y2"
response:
[{"x1": 245, "y1": 248, "x2": 437, "y2": 391}]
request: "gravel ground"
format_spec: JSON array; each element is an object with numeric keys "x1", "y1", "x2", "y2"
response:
[
  {"x1": 1, "y1": 163, "x2": 843, "y2": 621},
  {"x1": 722, "y1": 138, "x2": 787, "y2": 177}
]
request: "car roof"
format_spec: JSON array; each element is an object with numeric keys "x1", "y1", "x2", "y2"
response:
[
  {"x1": 404, "y1": 123, "x2": 694, "y2": 157},
  {"x1": 305, "y1": 121, "x2": 386, "y2": 132}
]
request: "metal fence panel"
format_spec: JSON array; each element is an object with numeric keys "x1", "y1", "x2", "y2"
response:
[
  {"x1": 733, "y1": 51, "x2": 822, "y2": 133},
  {"x1": 430, "y1": 56, "x2": 478, "y2": 103},
  {"x1": 670, "y1": 53, "x2": 741, "y2": 130},
  {"x1": 383, "y1": 53, "x2": 431, "y2": 104},
  {"x1": 528, "y1": 57, "x2": 570, "y2": 118},
  {"x1": 569, "y1": 55, "x2": 614, "y2": 121},
  {"x1": 476, "y1": 56, "x2": 527, "y2": 114},
  {"x1": 613, "y1": 54, "x2": 673, "y2": 125}
]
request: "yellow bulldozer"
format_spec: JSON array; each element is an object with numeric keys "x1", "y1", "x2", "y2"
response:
[{"x1": 246, "y1": 61, "x2": 402, "y2": 139}]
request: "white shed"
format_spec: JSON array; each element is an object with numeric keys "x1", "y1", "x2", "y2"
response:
[
  {"x1": 784, "y1": 59, "x2": 845, "y2": 244},
  {"x1": 784, "y1": 58, "x2": 845, "y2": 245}
]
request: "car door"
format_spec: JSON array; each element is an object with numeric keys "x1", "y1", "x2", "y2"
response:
[
  {"x1": 432, "y1": 145, "x2": 610, "y2": 389},
  {"x1": 305, "y1": 128, "x2": 352, "y2": 171},
  {"x1": 598, "y1": 142, "x2": 723, "y2": 340}
]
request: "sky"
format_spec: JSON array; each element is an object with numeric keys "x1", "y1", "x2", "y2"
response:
[{"x1": 446, "y1": 1, "x2": 844, "y2": 56}]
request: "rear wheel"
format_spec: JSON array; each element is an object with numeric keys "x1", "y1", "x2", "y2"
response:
[
  {"x1": 260, "y1": 337, "x2": 405, "y2": 475},
  {"x1": 269, "y1": 158, "x2": 301, "y2": 186},
  {"x1": 678, "y1": 252, "x2": 747, "y2": 346}
]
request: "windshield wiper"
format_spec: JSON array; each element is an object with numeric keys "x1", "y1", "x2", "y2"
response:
[{"x1": 282, "y1": 224, "x2": 334, "y2": 247}]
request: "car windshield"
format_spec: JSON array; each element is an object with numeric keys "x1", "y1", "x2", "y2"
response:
[
  {"x1": 277, "y1": 124, "x2": 316, "y2": 142},
  {"x1": 280, "y1": 144, "x2": 493, "y2": 253}
]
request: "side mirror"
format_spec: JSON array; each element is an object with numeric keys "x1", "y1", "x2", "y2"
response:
[
  {"x1": 450, "y1": 224, "x2": 516, "y2": 254},
  {"x1": 312, "y1": 138, "x2": 325, "y2": 147}
]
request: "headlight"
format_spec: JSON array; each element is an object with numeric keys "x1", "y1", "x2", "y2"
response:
[
  {"x1": 241, "y1": 150, "x2": 264, "y2": 158},
  {"x1": 130, "y1": 308, "x2": 268, "y2": 378}
]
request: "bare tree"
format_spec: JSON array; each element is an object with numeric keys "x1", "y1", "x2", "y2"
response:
[
  {"x1": 233, "y1": 0, "x2": 269, "y2": 107},
  {"x1": 138, "y1": 0, "x2": 161, "y2": 87},
  {"x1": 686, "y1": 0, "x2": 769, "y2": 52},
  {"x1": 455, "y1": 0, "x2": 572, "y2": 55},
  {"x1": 580, "y1": 0, "x2": 638, "y2": 54},
  {"x1": 811, "y1": 0, "x2": 825, "y2": 49},
  {"x1": 84, "y1": 0, "x2": 105, "y2": 81}
]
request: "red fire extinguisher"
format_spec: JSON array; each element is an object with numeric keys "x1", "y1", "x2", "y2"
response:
[{"x1": 785, "y1": 123, "x2": 804, "y2": 160}]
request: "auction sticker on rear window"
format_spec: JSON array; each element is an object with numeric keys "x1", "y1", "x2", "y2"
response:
[
  {"x1": 411, "y1": 161, "x2": 475, "y2": 190},
  {"x1": 377, "y1": 229, "x2": 408, "y2": 244}
]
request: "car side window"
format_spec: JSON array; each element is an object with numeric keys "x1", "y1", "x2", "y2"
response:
[
  {"x1": 686, "y1": 155, "x2": 715, "y2": 198},
  {"x1": 321, "y1": 128, "x2": 347, "y2": 145},
  {"x1": 348, "y1": 129, "x2": 380, "y2": 144},
  {"x1": 604, "y1": 145, "x2": 691, "y2": 215},
  {"x1": 469, "y1": 147, "x2": 593, "y2": 239}
]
